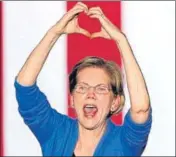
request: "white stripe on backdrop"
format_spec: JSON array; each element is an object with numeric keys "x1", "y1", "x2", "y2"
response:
[
  {"x1": 3, "y1": 1, "x2": 67, "y2": 155},
  {"x1": 3, "y1": 1, "x2": 175, "y2": 156},
  {"x1": 122, "y1": 2, "x2": 175, "y2": 156}
]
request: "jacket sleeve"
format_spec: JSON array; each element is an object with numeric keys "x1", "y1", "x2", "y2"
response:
[
  {"x1": 121, "y1": 108, "x2": 152, "y2": 156},
  {"x1": 14, "y1": 79, "x2": 67, "y2": 145}
]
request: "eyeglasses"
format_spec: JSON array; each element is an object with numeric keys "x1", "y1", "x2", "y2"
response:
[{"x1": 74, "y1": 83, "x2": 112, "y2": 94}]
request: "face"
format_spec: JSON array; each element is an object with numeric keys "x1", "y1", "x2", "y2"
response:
[{"x1": 71, "y1": 67, "x2": 120, "y2": 130}]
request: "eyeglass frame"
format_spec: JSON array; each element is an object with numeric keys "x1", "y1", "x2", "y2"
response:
[{"x1": 74, "y1": 82, "x2": 112, "y2": 94}]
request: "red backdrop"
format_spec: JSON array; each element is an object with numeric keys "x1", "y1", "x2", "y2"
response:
[{"x1": 67, "y1": 1, "x2": 122, "y2": 125}]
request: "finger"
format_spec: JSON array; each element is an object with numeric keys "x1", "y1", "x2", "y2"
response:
[
  {"x1": 88, "y1": 7, "x2": 103, "y2": 14},
  {"x1": 61, "y1": 8, "x2": 84, "y2": 26},
  {"x1": 71, "y1": 8, "x2": 84, "y2": 15},
  {"x1": 89, "y1": 14, "x2": 104, "y2": 23},
  {"x1": 77, "y1": 2, "x2": 88, "y2": 12},
  {"x1": 91, "y1": 32, "x2": 103, "y2": 39},
  {"x1": 89, "y1": 7, "x2": 103, "y2": 12},
  {"x1": 76, "y1": 27, "x2": 91, "y2": 37},
  {"x1": 72, "y1": 5, "x2": 85, "y2": 12},
  {"x1": 74, "y1": 2, "x2": 88, "y2": 13},
  {"x1": 90, "y1": 14, "x2": 113, "y2": 37},
  {"x1": 88, "y1": 7, "x2": 110, "y2": 24},
  {"x1": 91, "y1": 31, "x2": 111, "y2": 40},
  {"x1": 87, "y1": 9, "x2": 102, "y2": 16},
  {"x1": 66, "y1": 8, "x2": 84, "y2": 21},
  {"x1": 89, "y1": 12, "x2": 117, "y2": 35},
  {"x1": 90, "y1": 14, "x2": 111, "y2": 29}
]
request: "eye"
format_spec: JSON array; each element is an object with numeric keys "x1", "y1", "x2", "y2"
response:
[
  {"x1": 98, "y1": 87, "x2": 106, "y2": 90},
  {"x1": 97, "y1": 86, "x2": 108, "y2": 92},
  {"x1": 77, "y1": 85, "x2": 87, "y2": 91},
  {"x1": 79, "y1": 86, "x2": 85, "y2": 90},
  {"x1": 75, "y1": 84, "x2": 89, "y2": 93}
]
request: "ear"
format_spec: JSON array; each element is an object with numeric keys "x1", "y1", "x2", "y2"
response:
[
  {"x1": 70, "y1": 95, "x2": 74, "y2": 108},
  {"x1": 110, "y1": 95, "x2": 121, "y2": 112}
]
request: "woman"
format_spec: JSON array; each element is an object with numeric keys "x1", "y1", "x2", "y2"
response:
[{"x1": 15, "y1": 2, "x2": 152, "y2": 156}]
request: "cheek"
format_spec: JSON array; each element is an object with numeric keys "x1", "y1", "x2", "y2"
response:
[
  {"x1": 98, "y1": 96, "x2": 113, "y2": 110},
  {"x1": 73, "y1": 94, "x2": 85, "y2": 107}
]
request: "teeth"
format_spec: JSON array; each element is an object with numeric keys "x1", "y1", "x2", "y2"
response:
[
  {"x1": 85, "y1": 104, "x2": 96, "y2": 108},
  {"x1": 86, "y1": 105, "x2": 94, "y2": 108}
]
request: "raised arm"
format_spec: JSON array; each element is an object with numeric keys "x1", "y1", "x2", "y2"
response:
[
  {"x1": 15, "y1": 2, "x2": 90, "y2": 146},
  {"x1": 115, "y1": 37, "x2": 150, "y2": 123},
  {"x1": 88, "y1": 7, "x2": 150, "y2": 123},
  {"x1": 17, "y1": 2, "x2": 90, "y2": 86}
]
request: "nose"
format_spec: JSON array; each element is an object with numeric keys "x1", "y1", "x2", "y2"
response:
[{"x1": 86, "y1": 87, "x2": 96, "y2": 99}]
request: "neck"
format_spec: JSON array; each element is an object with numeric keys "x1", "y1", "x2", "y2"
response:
[{"x1": 77, "y1": 120, "x2": 107, "y2": 147}]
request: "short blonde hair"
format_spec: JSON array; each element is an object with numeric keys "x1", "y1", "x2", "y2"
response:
[{"x1": 69, "y1": 56, "x2": 125, "y2": 115}]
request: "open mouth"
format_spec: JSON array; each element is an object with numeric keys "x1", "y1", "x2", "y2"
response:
[{"x1": 83, "y1": 104, "x2": 98, "y2": 118}]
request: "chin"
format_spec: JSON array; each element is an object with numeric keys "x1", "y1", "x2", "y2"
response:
[
  {"x1": 78, "y1": 116, "x2": 106, "y2": 130},
  {"x1": 81, "y1": 122, "x2": 99, "y2": 130}
]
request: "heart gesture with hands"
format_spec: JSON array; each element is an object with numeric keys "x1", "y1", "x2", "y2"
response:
[
  {"x1": 52, "y1": 2, "x2": 125, "y2": 43},
  {"x1": 87, "y1": 7, "x2": 125, "y2": 42}
]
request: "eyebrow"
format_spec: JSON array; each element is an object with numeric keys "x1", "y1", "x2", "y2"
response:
[{"x1": 78, "y1": 82, "x2": 108, "y2": 86}]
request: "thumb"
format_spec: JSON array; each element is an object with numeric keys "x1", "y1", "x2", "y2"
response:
[
  {"x1": 76, "y1": 27, "x2": 91, "y2": 38},
  {"x1": 91, "y1": 32, "x2": 103, "y2": 39}
]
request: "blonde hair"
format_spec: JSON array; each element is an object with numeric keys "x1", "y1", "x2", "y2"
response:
[{"x1": 69, "y1": 56, "x2": 125, "y2": 116}]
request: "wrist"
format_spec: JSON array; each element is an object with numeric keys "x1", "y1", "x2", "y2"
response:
[
  {"x1": 47, "y1": 25, "x2": 63, "y2": 37},
  {"x1": 115, "y1": 33, "x2": 127, "y2": 44},
  {"x1": 115, "y1": 34, "x2": 132, "y2": 55}
]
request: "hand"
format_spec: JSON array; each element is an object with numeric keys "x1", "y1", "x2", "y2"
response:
[
  {"x1": 52, "y1": 2, "x2": 90, "y2": 37},
  {"x1": 87, "y1": 7, "x2": 125, "y2": 42}
]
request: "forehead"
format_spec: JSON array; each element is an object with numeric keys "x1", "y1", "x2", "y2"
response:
[{"x1": 77, "y1": 67, "x2": 110, "y2": 85}]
